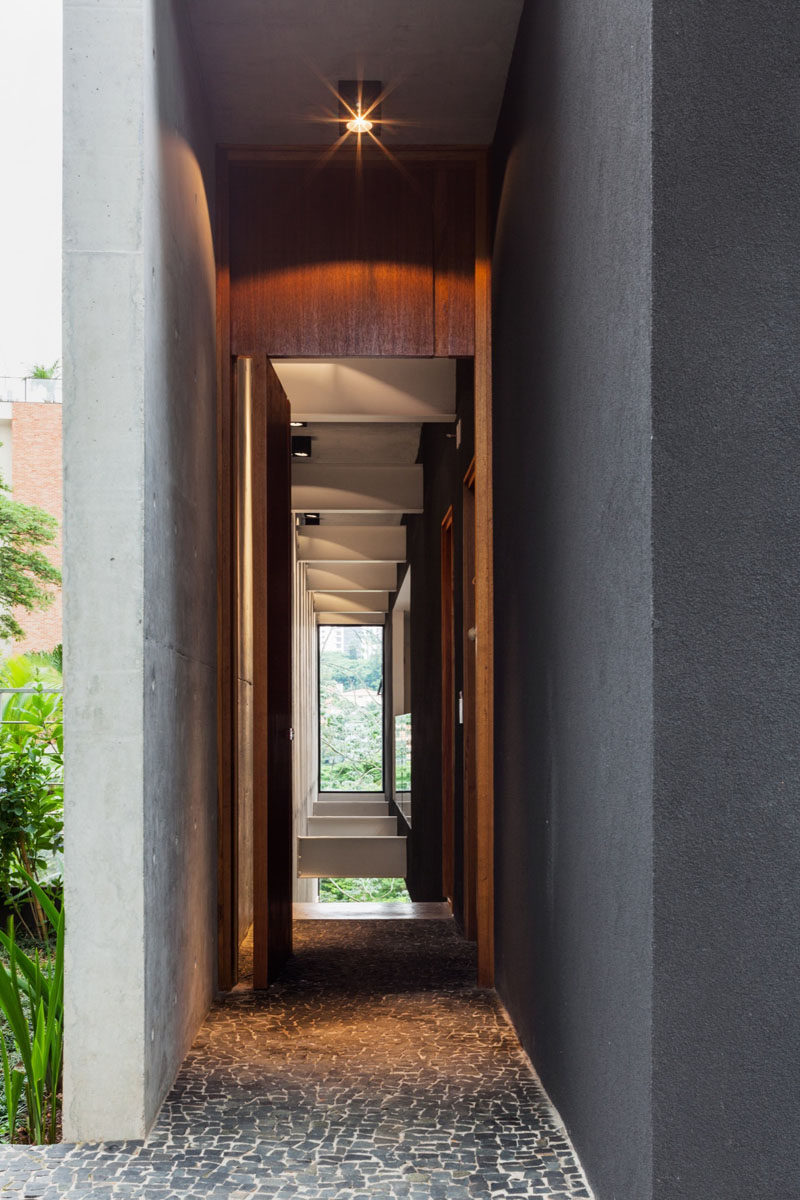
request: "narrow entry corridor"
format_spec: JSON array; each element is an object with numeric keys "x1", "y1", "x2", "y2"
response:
[{"x1": 4, "y1": 917, "x2": 589, "y2": 1198}]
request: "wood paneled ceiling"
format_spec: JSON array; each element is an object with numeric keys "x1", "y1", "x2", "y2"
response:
[{"x1": 187, "y1": 0, "x2": 524, "y2": 145}]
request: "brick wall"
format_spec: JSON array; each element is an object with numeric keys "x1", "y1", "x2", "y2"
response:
[{"x1": 11, "y1": 403, "x2": 62, "y2": 654}]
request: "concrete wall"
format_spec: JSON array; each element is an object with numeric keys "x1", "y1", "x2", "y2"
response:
[
  {"x1": 651, "y1": 2, "x2": 800, "y2": 1195},
  {"x1": 491, "y1": 4, "x2": 653, "y2": 1199},
  {"x1": 63, "y1": 0, "x2": 217, "y2": 1139},
  {"x1": 141, "y1": 0, "x2": 217, "y2": 1127}
]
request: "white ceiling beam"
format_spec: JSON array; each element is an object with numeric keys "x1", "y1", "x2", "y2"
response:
[
  {"x1": 298, "y1": 525, "x2": 406, "y2": 564},
  {"x1": 292, "y1": 464, "x2": 423, "y2": 514},
  {"x1": 306, "y1": 564, "x2": 398, "y2": 592},
  {"x1": 314, "y1": 592, "x2": 390, "y2": 614},
  {"x1": 317, "y1": 613, "x2": 385, "y2": 626},
  {"x1": 274, "y1": 358, "x2": 456, "y2": 423}
]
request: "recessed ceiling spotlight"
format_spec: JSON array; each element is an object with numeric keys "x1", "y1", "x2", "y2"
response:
[
  {"x1": 291, "y1": 435, "x2": 312, "y2": 458},
  {"x1": 304, "y1": 513, "x2": 321, "y2": 526},
  {"x1": 346, "y1": 114, "x2": 373, "y2": 135},
  {"x1": 338, "y1": 80, "x2": 382, "y2": 139}
]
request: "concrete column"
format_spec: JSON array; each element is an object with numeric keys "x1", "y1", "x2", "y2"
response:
[
  {"x1": 63, "y1": 0, "x2": 148, "y2": 1140},
  {"x1": 63, "y1": 0, "x2": 217, "y2": 1139}
]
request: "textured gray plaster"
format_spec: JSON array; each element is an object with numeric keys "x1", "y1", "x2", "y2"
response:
[
  {"x1": 491, "y1": 3, "x2": 653, "y2": 1199},
  {"x1": 651, "y1": 1, "x2": 800, "y2": 1195}
]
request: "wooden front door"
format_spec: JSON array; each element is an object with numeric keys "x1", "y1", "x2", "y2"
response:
[
  {"x1": 441, "y1": 507, "x2": 456, "y2": 904},
  {"x1": 219, "y1": 354, "x2": 293, "y2": 991},
  {"x1": 462, "y1": 462, "x2": 477, "y2": 941}
]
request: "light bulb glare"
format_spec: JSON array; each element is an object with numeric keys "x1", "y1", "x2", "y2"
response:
[{"x1": 346, "y1": 115, "x2": 373, "y2": 135}]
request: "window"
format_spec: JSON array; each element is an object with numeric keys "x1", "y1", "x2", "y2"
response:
[{"x1": 318, "y1": 625, "x2": 383, "y2": 791}]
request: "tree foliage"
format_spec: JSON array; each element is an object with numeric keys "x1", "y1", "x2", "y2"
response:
[
  {"x1": 319, "y1": 692, "x2": 383, "y2": 790},
  {"x1": 0, "y1": 656, "x2": 63, "y2": 1144},
  {"x1": 0, "y1": 656, "x2": 63, "y2": 934},
  {"x1": 0, "y1": 474, "x2": 60, "y2": 643},
  {"x1": 319, "y1": 877, "x2": 410, "y2": 902},
  {"x1": 319, "y1": 626, "x2": 384, "y2": 791}
]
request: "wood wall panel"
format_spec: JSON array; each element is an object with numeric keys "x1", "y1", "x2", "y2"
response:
[
  {"x1": 228, "y1": 155, "x2": 475, "y2": 358},
  {"x1": 473, "y1": 162, "x2": 495, "y2": 987},
  {"x1": 264, "y1": 359, "x2": 294, "y2": 981},
  {"x1": 441, "y1": 508, "x2": 456, "y2": 902},
  {"x1": 434, "y1": 165, "x2": 476, "y2": 356},
  {"x1": 251, "y1": 357, "x2": 294, "y2": 989},
  {"x1": 462, "y1": 466, "x2": 477, "y2": 942}
]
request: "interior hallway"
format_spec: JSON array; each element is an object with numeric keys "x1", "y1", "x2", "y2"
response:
[{"x1": 3, "y1": 915, "x2": 590, "y2": 1199}]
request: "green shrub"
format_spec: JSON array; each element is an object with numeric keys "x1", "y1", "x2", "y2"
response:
[
  {"x1": 0, "y1": 656, "x2": 63, "y2": 937},
  {"x1": 320, "y1": 877, "x2": 411, "y2": 903},
  {"x1": 0, "y1": 876, "x2": 63, "y2": 1143}
]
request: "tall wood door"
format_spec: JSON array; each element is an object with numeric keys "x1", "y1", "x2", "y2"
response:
[
  {"x1": 223, "y1": 355, "x2": 293, "y2": 992},
  {"x1": 441, "y1": 508, "x2": 456, "y2": 904},
  {"x1": 462, "y1": 463, "x2": 477, "y2": 940},
  {"x1": 252, "y1": 356, "x2": 293, "y2": 988}
]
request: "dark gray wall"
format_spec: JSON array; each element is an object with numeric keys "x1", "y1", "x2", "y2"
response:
[
  {"x1": 403, "y1": 365, "x2": 475, "y2": 908},
  {"x1": 405, "y1": 424, "x2": 455, "y2": 900},
  {"x1": 651, "y1": 2, "x2": 800, "y2": 1196},
  {"x1": 491, "y1": 3, "x2": 653, "y2": 1199}
]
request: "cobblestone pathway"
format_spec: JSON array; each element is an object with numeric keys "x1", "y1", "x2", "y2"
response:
[{"x1": 1, "y1": 919, "x2": 591, "y2": 1199}]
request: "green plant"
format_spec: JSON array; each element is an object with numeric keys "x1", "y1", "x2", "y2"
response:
[
  {"x1": 319, "y1": 626, "x2": 384, "y2": 791},
  {"x1": 0, "y1": 876, "x2": 63, "y2": 1143},
  {"x1": 27, "y1": 362, "x2": 60, "y2": 381},
  {"x1": 27, "y1": 645, "x2": 62, "y2": 674},
  {"x1": 319, "y1": 877, "x2": 410, "y2": 903},
  {"x1": 0, "y1": 657, "x2": 63, "y2": 936},
  {"x1": 319, "y1": 693, "x2": 383, "y2": 790}
]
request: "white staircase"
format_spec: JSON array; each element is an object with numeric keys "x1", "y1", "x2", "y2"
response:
[
  {"x1": 297, "y1": 793, "x2": 407, "y2": 878},
  {"x1": 312, "y1": 798, "x2": 389, "y2": 816},
  {"x1": 308, "y1": 815, "x2": 398, "y2": 836}
]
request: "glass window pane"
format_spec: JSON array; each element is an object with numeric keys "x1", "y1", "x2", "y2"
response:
[{"x1": 318, "y1": 625, "x2": 384, "y2": 792}]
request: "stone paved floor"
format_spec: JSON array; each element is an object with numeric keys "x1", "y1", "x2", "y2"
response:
[{"x1": 1, "y1": 920, "x2": 591, "y2": 1198}]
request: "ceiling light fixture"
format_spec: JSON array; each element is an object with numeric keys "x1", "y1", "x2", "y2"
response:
[
  {"x1": 291, "y1": 435, "x2": 312, "y2": 458},
  {"x1": 346, "y1": 114, "x2": 373, "y2": 135},
  {"x1": 290, "y1": 420, "x2": 307, "y2": 428},
  {"x1": 304, "y1": 513, "x2": 321, "y2": 526},
  {"x1": 338, "y1": 80, "x2": 382, "y2": 139}
]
